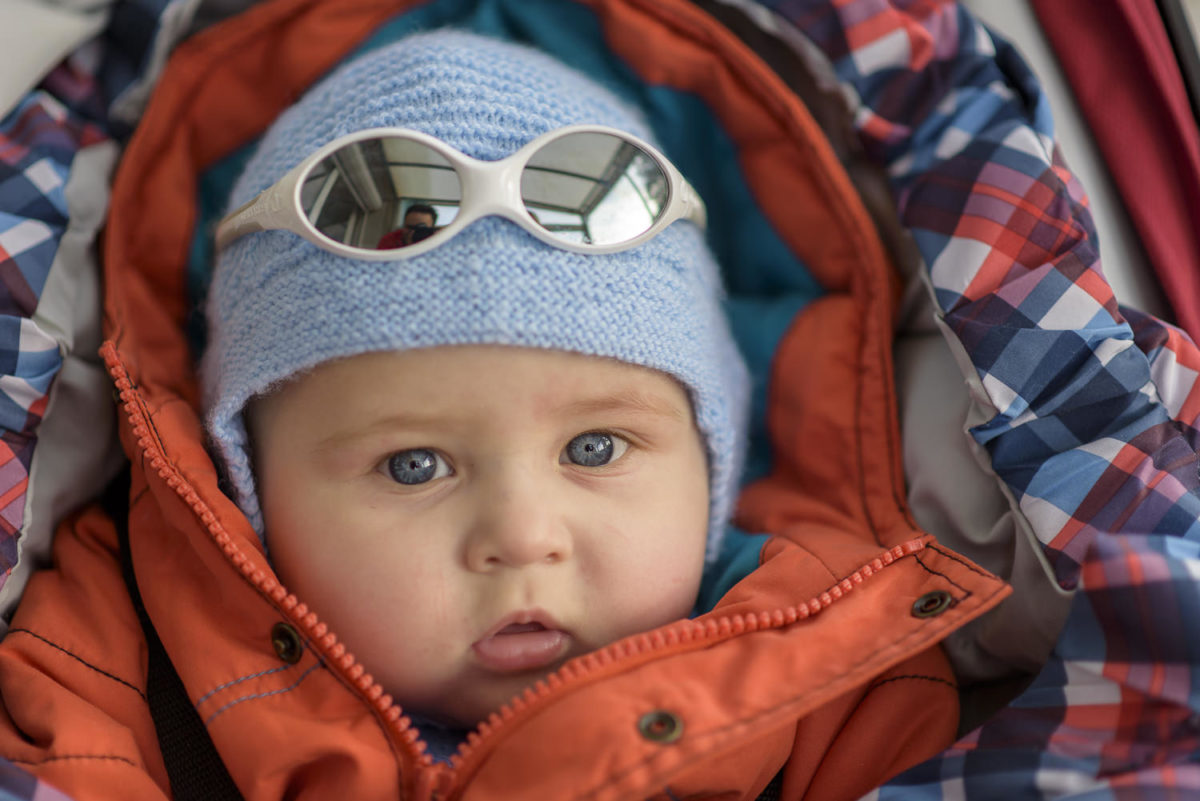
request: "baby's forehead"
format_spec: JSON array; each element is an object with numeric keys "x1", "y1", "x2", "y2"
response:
[{"x1": 275, "y1": 344, "x2": 694, "y2": 414}]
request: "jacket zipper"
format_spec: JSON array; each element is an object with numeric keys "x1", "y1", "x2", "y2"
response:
[
  {"x1": 443, "y1": 528, "x2": 926, "y2": 783},
  {"x1": 102, "y1": 342, "x2": 930, "y2": 800}
]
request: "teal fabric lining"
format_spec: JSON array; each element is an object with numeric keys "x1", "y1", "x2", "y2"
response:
[
  {"x1": 725, "y1": 294, "x2": 812, "y2": 486},
  {"x1": 188, "y1": 0, "x2": 822, "y2": 593},
  {"x1": 695, "y1": 527, "x2": 771, "y2": 613}
]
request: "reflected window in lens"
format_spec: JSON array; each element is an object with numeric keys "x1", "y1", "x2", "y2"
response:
[
  {"x1": 305, "y1": 136, "x2": 464, "y2": 251},
  {"x1": 301, "y1": 164, "x2": 357, "y2": 245},
  {"x1": 300, "y1": 140, "x2": 394, "y2": 248},
  {"x1": 521, "y1": 133, "x2": 667, "y2": 246},
  {"x1": 523, "y1": 206, "x2": 585, "y2": 244},
  {"x1": 586, "y1": 148, "x2": 664, "y2": 244}
]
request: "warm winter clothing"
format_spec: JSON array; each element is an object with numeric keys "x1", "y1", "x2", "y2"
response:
[{"x1": 0, "y1": 1, "x2": 1010, "y2": 799}]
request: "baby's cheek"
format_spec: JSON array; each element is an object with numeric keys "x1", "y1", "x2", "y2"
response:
[{"x1": 610, "y1": 542, "x2": 705, "y2": 635}]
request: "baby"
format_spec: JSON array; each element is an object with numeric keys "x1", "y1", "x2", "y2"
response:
[{"x1": 204, "y1": 30, "x2": 750, "y2": 734}]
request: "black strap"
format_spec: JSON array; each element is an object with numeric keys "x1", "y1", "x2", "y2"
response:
[
  {"x1": 113, "y1": 479, "x2": 247, "y2": 801},
  {"x1": 755, "y1": 770, "x2": 784, "y2": 801}
]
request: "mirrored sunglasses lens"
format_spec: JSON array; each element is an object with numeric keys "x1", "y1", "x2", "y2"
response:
[
  {"x1": 520, "y1": 132, "x2": 669, "y2": 247},
  {"x1": 299, "y1": 136, "x2": 461, "y2": 252}
]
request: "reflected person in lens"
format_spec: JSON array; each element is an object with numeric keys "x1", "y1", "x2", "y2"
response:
[{"x1": 377, "y1": 203, "x2": 439, "y2": 249}]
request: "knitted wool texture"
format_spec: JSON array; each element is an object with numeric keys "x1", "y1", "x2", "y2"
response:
[{"x1": 203, "y1": 30, "x2": 750, "y2": 562}]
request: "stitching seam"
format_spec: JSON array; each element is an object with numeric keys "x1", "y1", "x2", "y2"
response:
[
  {"x1": 204, "y1": 662, "x2": 320, "y2": 725},
  {"x1": 3, "y1": 753, "x2": 138, "y2": 767},
  {"x1": 195, "y1": 664, "x2": 294, "y2": 707},
  {"x1": 912, "y1": 553, "x2": 970, "y2": 596},
  {"x1": 6, "y1": 629, "x2": 146, "y2": 701},
  {"x1": 865, "y1": 673, "x2": 957, "y2": 692},
  {"x1": 927, "y1": 542, "x2": 996, "y2": 579}
]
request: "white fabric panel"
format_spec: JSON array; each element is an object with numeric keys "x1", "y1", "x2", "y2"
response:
[{"x1": 0, "y1": 0, "x2": 110, "y2": 118}]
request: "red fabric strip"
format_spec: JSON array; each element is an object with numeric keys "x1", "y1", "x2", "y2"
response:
[{"x1": 1031, "y1": 0, "x2": 1200, "y2": 340}]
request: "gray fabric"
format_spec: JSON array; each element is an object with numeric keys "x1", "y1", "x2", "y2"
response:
[{"x1": 0, "y1": 0, "x2": 111, "y2": 117}]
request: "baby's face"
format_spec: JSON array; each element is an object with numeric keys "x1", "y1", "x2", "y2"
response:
[{"x1": 250, "y1": 345, "x2": 709, "y2": 727}]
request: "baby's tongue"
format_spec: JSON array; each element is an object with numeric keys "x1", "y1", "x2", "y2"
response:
[{"x1": 472, "y1": 624, "x2": 568, "y2": 672}]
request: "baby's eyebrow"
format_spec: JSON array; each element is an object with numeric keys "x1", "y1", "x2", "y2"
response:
[
  {"x1": 310, "y1": 389, "x2": 687, "y2": 458},
  {"x1": 312, "y1": 412, "x2": 446, "y2": 455},
  {"x1": 554, "y1": 389, "x2": 687, "y2": 421}
]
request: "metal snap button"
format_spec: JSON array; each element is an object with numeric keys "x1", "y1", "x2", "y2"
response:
[
  {"x1": 911, "y1": 590, "x2": 954, "y2": 618},
  {"x1": 271, "y1": 622, "x2": 304, "y2": 664},
  {"x1": 638, "y1": 710, "x2": 683, "y2": 743}
]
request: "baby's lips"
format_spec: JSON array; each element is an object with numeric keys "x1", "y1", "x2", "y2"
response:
[{"x1": 471, "y1": 626, "x2": 570, "y2": 673}]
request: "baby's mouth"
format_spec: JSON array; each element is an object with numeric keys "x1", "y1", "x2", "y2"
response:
[{"x1": 472, "y1": 618, "x2": 571, "y2": 673}]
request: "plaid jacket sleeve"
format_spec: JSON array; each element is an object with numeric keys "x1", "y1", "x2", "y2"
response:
[
  {"x1": 757, "y1": 0, "x2": 1200, "y2": 796},
  {"x1": 0, "y1": 81, "x2": 105, "y2": 593}
]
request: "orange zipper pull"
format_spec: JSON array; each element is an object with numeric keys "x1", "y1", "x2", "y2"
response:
[{"x1": 414, "y1": 763, "x2": 453, "y2": 801}]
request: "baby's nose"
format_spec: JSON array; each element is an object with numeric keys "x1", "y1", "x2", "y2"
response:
[{"x1": 462, "y1": 480, "x2": 573, "y2": 571}]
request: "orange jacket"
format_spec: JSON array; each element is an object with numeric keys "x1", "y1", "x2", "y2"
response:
[{"x1": 0, "y1": 1, "x2": 1009, "y2": 799}]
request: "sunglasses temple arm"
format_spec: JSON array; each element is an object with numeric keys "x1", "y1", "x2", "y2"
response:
[
  {"x1": 678, "y1": 177, "x2": 708, "y2": 232},
  {"x1": 213, "y1": 165, "x2": 306, "y2": 250},
  {"x1": 213, "y1": 195, "x2": 265, "y2": 251}
]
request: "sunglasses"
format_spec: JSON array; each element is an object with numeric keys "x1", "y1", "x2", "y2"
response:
[{"x1": 215, "y1": 124, "x2": 707, "y2": 259}]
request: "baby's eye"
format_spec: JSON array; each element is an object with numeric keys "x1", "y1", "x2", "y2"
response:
[
  {"x1": 563, "y1": 432, "x2": 629, "y2": 467},
  {"x1": 385, "y1": 448, "x2": 452, "y2": 485}
]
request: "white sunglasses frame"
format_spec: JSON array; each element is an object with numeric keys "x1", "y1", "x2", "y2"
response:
[{"x1": 214, "y1": 124, "x2": 708, "y2": 259}]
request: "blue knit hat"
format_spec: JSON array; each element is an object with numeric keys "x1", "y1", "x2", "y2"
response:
[{"x1": 203, "y1": 30, "x2": 749, "y2": 562}]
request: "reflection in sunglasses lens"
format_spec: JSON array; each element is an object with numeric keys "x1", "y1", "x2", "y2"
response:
[
  {"x1": 521, "y1": 132, "x2": 667, "y2": 246},
  {"x1": 300, "y1": 137, "x2": 461, "y2": 252},
  {"x1": 299, "y1": 131, "x2": 670, "y2": 252}
]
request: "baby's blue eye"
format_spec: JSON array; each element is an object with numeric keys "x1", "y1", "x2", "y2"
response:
[
  {"x1": 386, "y1": 449, "x2": 449, "y2": 485},
  {"x1": 565, "y1": 432, "x2": 625, "y2": 467}
]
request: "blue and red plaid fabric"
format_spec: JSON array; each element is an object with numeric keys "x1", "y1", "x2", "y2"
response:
[
  {"x1": 758, "y1": 0, "x2": 1200, "y2": 796},
  {"x1": 0, "y1": 88, "x2": 104, "y2": 588},
  {"x1": 0, "y1": 0, "x2": 175, "y2": 597}
]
